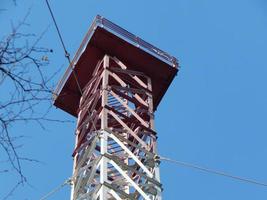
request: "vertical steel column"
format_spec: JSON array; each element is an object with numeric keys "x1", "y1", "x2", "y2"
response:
[
  {"x1": 147, "y1": 77, "x2": 162, "y2": 200},
  {"x1": 99, "y1": 55, "x2": 109, "y2": 200}
]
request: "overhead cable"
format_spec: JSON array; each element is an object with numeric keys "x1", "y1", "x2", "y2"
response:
[
  {"x1": 45, "y1": 0, "x2": 83, "y2": 95},
  {"x1": 44, "y1": 0, "x2": 99, "y2": 132},
  {"x1": 39, "y1": 178, "x2": 72, "y2": 200},
  {"x1": 159, "y1": 155, "x2": 267, "y2": 188}
]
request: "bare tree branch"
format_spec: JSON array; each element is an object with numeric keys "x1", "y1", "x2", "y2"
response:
[{"x1": 0, "y1": 10, "x2": 72, "y2": 199}]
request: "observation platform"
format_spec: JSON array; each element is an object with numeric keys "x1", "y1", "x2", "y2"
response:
[{"x1": 53, "y1": 15, "x2": 179, "y2": 116}]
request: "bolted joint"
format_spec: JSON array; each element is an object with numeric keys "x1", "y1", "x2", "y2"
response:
[
  {"x1": 98, "y1": 131, "x2": 105, "y2": 139},
  {"x1": 101, "y1": 86, "x2": 109, "y2": 91},
  {"x1": 154, "y1": 155, "x2": 161, "y2": 165},
  {"x1": 64, "y1": 51, "x2": 70, "y2": 59},
  {"x1": 66, "y1": 177, "x2": 74, "y2": 186}
]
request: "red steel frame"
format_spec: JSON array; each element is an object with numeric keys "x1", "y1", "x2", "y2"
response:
[{"x1": 71, "y1": 55, "x2": 162, "y2": 200}]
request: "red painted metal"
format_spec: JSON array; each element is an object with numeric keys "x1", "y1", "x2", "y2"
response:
[{"x1": 53, "y1": 15, "x2": 179, "y2": 116}]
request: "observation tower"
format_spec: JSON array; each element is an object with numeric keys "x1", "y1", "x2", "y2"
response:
[{"x1": 53, "y1": 15, "x2": 178, "y2": 200}]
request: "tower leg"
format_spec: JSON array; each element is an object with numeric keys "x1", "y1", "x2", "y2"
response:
[{"x1": 99, "y1": 56, "x2": 109, "y2": 200}]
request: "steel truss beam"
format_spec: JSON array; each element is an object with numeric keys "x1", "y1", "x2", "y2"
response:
[{"x1": 71, "y1": 55, "x2": 162, "y2": 200}]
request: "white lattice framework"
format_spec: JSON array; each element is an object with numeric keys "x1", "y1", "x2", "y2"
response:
[{"x1": 71, "y1": 55, "x2": 162, "y2": 200}]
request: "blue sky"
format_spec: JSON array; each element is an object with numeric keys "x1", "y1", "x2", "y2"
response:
[{"x1": 1, "y1": 0, "x2": 267, "y2": 199}]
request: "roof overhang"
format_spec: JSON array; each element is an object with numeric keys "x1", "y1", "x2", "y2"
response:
[{"x1": 53, "y1": 15, "x2": 179, "y2": 117}]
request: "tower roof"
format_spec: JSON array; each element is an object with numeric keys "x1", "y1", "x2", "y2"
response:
[{"x1": 53, "y1": 15, "x2": 179, "y2": 116}]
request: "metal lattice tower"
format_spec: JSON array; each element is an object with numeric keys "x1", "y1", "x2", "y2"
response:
[{"x1": 53, "y1": 15, "x2": 178, "y2": 200}]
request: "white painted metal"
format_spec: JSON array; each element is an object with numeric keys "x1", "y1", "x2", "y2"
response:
[
  {"x1": 71, "y1": 55, "x2": 162, "y2": 200},
  {"x1": 99, "y1": 55, "x2": 109, "y2": 200},
  {"x1": 109, "y1": 160, "x2": 151, "y2": 200},
  {"x1": 147, "y1": 77, "x2": 162, "y2": 200},
  {"x1": 109, "y1": 189, "x2": 123, "y2": 200},
  {"x1": 106, "y1": 130, "x2": 153, "y2": 178}
]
